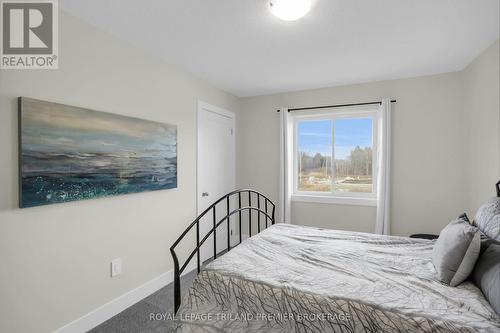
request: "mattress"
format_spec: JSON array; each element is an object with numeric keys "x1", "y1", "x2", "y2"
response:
[{"x1": 173, "y1": 224, "x2": 500, "y2": 332}]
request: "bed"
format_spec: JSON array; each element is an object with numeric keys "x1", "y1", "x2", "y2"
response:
[{"x1": 170, "y1": 190, "x2": 500, "y2": 333}]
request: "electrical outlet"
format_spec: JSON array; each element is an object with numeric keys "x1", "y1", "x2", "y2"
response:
[{"x1": 111, "y1": 258, "x2": 122, "y2": 277}]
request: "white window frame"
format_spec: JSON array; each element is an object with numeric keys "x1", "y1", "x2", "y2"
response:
[{"x1": 291, "y1": 106, "x2": 378, "y2": 206}]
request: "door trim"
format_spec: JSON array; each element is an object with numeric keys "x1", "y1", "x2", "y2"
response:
[{"x1": 196, "y1": 100, "x2": 236, "y2": 215}]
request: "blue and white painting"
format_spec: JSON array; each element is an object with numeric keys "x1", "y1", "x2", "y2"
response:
[{"x1": 19, "y1": 97, "x2": 177, "y2": 208}]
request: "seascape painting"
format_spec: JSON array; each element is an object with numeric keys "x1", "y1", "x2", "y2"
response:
[{"x1": 19, "y1": 97, "x2": 177, "y2": 208}]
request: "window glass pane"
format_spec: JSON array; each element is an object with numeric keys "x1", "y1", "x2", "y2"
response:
[
  {"x1": 297, "y1": 120, "x2": 332, "y2": 192},
  {"x1": 333, "y1": 118, "x2": 373, "y2": 193}
]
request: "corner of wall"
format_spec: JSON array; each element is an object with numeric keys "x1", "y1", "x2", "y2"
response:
[{"x1": 460, "y1": 39, "x2": 500, "y2": 214}]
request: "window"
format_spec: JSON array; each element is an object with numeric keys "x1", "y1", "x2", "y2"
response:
[{"x1": 292, "y1": 108, "x2": 377, "y2": 205}]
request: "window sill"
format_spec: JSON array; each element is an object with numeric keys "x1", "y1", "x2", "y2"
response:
[{"x1": 291, "y1": 194, "x2": 377, "y2": 206}]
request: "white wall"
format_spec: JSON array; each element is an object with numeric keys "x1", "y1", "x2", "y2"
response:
[
  {"x1": 462, "y1": 40, "x2": 500, "y2": 214},
  {"x1": 0, "y1": 12, "x2": 239, "y2": 333}
]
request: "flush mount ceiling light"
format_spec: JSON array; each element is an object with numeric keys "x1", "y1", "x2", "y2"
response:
[{"x1": 268, "y1": 0, "x2": 312, "y2": 21}]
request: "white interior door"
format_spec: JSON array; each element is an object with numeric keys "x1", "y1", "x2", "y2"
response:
[{"x1": 197, "y1": 102, "x2": 235, "y2": 262}]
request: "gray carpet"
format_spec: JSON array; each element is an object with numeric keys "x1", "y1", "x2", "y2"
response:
[{"x1": 88, "y1": 270, "x2": 198, "y2": 333}]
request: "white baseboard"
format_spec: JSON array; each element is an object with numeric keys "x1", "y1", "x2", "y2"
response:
[{"x1": 54, "y1": 262, "x2": 196, "y2": 333}]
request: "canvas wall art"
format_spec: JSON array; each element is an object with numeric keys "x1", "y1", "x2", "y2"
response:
[{"x1": 19, "y1": 97, "x2": 177, "y2": 208}]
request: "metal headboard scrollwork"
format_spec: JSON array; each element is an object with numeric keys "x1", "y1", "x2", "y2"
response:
[{"x1": 169, "y1": 189, "x2": 276, "y2": 313}]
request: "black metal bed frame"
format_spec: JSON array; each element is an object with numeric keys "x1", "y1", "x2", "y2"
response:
[{"x1": 170, "y1": 189, "x2": 276, "y2": 313}]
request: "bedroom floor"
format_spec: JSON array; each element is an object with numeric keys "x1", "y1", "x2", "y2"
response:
[{"x1": 89, "y1": 270, "x2": 197, "y2": 333}]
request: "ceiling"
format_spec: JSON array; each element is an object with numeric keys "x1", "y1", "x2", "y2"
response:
[{"x1": 60, "y1": 0, "x2": 499, "y2": 97}]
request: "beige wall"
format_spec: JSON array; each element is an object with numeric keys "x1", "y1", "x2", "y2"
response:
[
  {"x1": 462, "y1": 40, "x2": 500, "y2": 214},
  {"x1": 238, "y1": 73, "x2": 465, "y2": 236},
  {"x1": 238, "y1": 40, "x2": 499, "y2": 235},
  {"x1": 0, "y1": 8, "x2": 497, "y2": 333},
  {"x1": 0, "y1": 12, "x2": 239, "y2": 333},
  {"x1": 238, "y1": 41, "x2": 500, "y2": 236}
]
